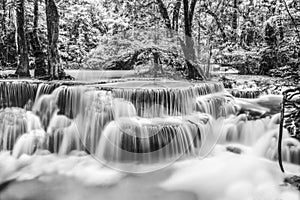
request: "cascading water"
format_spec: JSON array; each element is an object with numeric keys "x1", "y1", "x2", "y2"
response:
[
  {"x1": 0, "y1": 79, "x2": 299, "y2": 200},
  {"x1": 0, "y1": 108, "x2": 42, "y2": 151},
  {"x1": 218, "y1": 112, "x2": 300, "y2": 165},
  {"x1": 101, "y1": 81, "x2": 226, "y2": 118},
  {"x1": 35, "y1": 82, "x2": 62, "y2": 100},
  {"x1": 1, "y1": 80, "x2": 299, "y2": 166},
  {"x1": 0, "y1": 81, "x2": 233, "y2": 161},
  {"x1": 0, "y1": 80, "x2": 39, "y2": 109},
  {"x1": 96, "y1": 117, "x2": 207, "y2": 163},
  {"x1": 229, "y1": 89, "x2": 261, "y2": 99},
  {"x1": 195, "y1": 93, "x2": 238, "y2": 118}
]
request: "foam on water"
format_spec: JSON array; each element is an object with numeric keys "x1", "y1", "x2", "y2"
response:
[
  {"x1": 161, "y1": 152, "x2": 300, "y2": 200},
  {"x1": 0, "y1": 80, "x2": 299, "y2": 200},
  {"x1": 0, "y1": 152, "x2": 125, "y2": 187},
  {"x1": 0, "y1": 147, "x2": 299, "y2": 200}
]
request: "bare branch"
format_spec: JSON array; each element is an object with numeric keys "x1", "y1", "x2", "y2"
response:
[
  {"x1": 156, "y1": 0, "x2": 172, "y2": 30},
  {"x1": 282, "y1": 0, "x2": 300, "y2": 39},
  {"x1": 172, "y1": 0, "x2": 181, "y2": 31},
  {"x1": 203, "y1": 4, "x2": 227, "y2": 41},
  {"x1": 189, "y1": 0, "x2": 197, "y2": 25}
]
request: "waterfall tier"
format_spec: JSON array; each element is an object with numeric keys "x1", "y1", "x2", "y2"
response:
[
  {"x1": 0, "y1": 80, "x2": 39, "y2": 109},
  {"x1": 1, "y1": 79, "x2": 298, "y2": 167}
]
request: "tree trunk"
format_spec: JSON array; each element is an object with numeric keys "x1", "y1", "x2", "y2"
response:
[
  {"x1": 0, "y1": 0, "x2": 6, "y2": 68},
  {"x1": 183, "y1": 0, "x2": 195, "y2": 60},
  {"x1": 32, "y1": 0, "x2": 47, "y2": 78},
  {"x1": 46, "y1": 0, "x2": 63, "y2": 79},
  {"x1": 188, "y1": 0, "x2": 197, "y2": 26},
  {"x1": 15, "y1": 0, "x2": 30, "y2": 77},
  {"x1": 182, "y1": 0, "x2": 198, "y2": 78},
  {"x1": 156, "y1": 0, "x2": 172, "y2": 30},
  {"x1": 1, "y1": 0, "x2": 6, "y2": 35},
  {"x1": 232, "y1": 0, "x2": 238, "y2": 30},
  {"x1": 155, "y1": 0, "x2": 203, "y2": 79},
  {"x1": 204, "y1": 8, "x2": 227, "y2": 42},
  {"x1": 172, "y1": 0, "x2": 181, "y2": 32}
]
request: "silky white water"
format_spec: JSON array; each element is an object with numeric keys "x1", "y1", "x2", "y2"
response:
[{"x1": 0, "y1": 80, "x2": 299, "y2": 200}]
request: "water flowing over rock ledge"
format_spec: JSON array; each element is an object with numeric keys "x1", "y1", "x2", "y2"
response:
[
  {"x1": 0, "y1": 78, "x2": 299, "y2": 200},
  {"x1": 0, "y1": 79, "x2": 235, "y2": 164},
  {"x1": 0, "y1": 79, "x2": 226, "y2": 111}
]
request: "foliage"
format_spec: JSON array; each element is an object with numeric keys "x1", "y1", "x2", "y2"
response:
[
  {"x1": 0, "y1": 0, "x2": 300, "y2": 80},
  {"x1": 284, "y1": 176, "x2": 300, "y2": 190},
  {"x1": 58, "y1": 0, "x2": 108, "y2": 67},
  {"x1": 84, "y1": 28, "x2": 189, "y2": 77},
  {"x1": 216, "y1": 49, "x2": 261, "y2": 75},
  {"x1": 269, "y1": 38, "x2": 300, "y2": 84}
]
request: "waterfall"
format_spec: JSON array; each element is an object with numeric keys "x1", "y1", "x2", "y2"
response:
[
  {"x1": 195, "y1": 93, "x2": 237, "y2": 118},
  {"x1": 35, "y1": 82, "x2": 62, "y2": 100},
  {"x1": 0, "y1": 108, "x2": 28, "y2": 151},
  {"x1": 0, "y1": 81, "x2": 39, "y2": 109},
  {"x1": 101, "y1": 81, "x2": 228, "y2": 118},
  {"x1": 230, "y1": 89, "x2": 261, "y2": 99},
  {"x1": 218, "y1": 114, "x2": 300, "y2": 165},
  {"x1": 95, "y1": 116, "x2": 207, "y2": 163},
  {"x1": 12, "y1": 129, "x2": 47, "y2": 158},
  {"x1": 0, "y1": 80, "x2": 298, "y2": 167}
]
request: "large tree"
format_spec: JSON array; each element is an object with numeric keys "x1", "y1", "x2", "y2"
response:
[
  {"x1": 0, "y1": 0, "x2": 7, "y2": 68},
  {"x1": 156, "y1": 0, "x2": 182, "y2": 33},
  {"x1": 157, "y1": 0, "x2": 204, "y2": 79},
  {"x1": 31, "y1": 0, "x2": 47, "y2": 78},
  {"x1": 45, "y1": 0, "x2": 63, "y2": 79},
  {"x1": 15, "y1": 0, "x2": 30, "y2": 77}
]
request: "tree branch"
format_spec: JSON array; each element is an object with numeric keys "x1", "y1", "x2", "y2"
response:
[
  {"x1": 203, "y1": 5, "x2": 227, "y2": 41},
  {"x1": 198, "y1": 20, "x2": 207, "y2": 32},
  {"x1": 189, "y1": 0, "x2": 197, "y2": 25},
  {"x1": 172, "y1": 0, "x2": 181, "y2": 31},
  {"x1": 136, "y1": 1, "x2": 156, "y2": 8},
  {"x1": 214, "y1": 0, "x2": 223, "y2": 13},
  {"x1": 183, "y1": 0, "x2": 191, "y2": 37},
  {"x1": 156, "y1": 0, "x2": 172, "y2": 30},
  {"x1": 282, "y1": 0, "x2": 300, "y2": 39}
]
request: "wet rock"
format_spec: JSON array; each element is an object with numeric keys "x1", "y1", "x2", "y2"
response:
[
  {"x1": 7, "y1": 74, "x2": 19, "y2": 79},
  {"x1": 284, "y1": 176, "x2": 300, "y2": 191},
  {"x1": 0, "y1": 74, "x2": 8, "y2": 79},
  {"x1": 226, "y1": 146, "x2": 242, "y2": 154}
]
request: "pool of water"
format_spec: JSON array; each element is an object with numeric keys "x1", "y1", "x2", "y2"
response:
[
  {"x1": 0, "y1": 149, "x2": 299, "y2": 200},
  {"x1": 0, "y1": 70, "x2": 136, "y2": 81}
]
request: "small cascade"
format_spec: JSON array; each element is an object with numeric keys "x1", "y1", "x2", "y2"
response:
[
  {"x1": 102, "y1": 81, "x2": 226, "y2": 117},
  {"x1": 252, "y1": 129, "x2": 300, "y2": 165},
  {"x1": 47, "y1": 114, "x2": 72, "y2": 134},
  {"x1": 0, "y1": 81, "x2": 39, "y2": 109},
  {"x1": 219, "y1": 114, "x2": 300, "y2": 165},
  {"x1": 111, "y1": 87, "x2": 196, "y2": 117},
  {"x1": 196, "y1": 93, "x2": 237, "y2": 118},
  {"x1": 280, "y1": 138, "x2": 300, "y2": 164},
  {"x1": 95, "y1": 116, "x2": 208, "y2": 163},
  {"x1": 48, "y1": 122, "x2": 82, "y2": 155},
  {"x1": 35, "y1": 82, "x2": 62, "y2": 100},
  {"x1": 219, "y1": 114, "x2": 276, "y2": 145},
  {"x1": 12, "y1": 129, "x2": 47, "y2": 158},
  {"x1": 51, "y1": 86, "x2": 86, "y2": 118},
  {"x1": 32, "y1": 94, "x2": 59, "y2": 130},
  {"x1": 230, "y1": 89, "x2": 261, "y2": 99},
  {"x1": 0, "y1": 108, "x2": 29, "y2": 151},
  {"x1": 193, "y1": 82, "x2": 225, "y2": 95},
  {"x1": 47, "y1": 114, "x2": 73, "y2": 153},
  {"x1": 78, "y1": 91, "x2": 137, "y2": 154}
]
